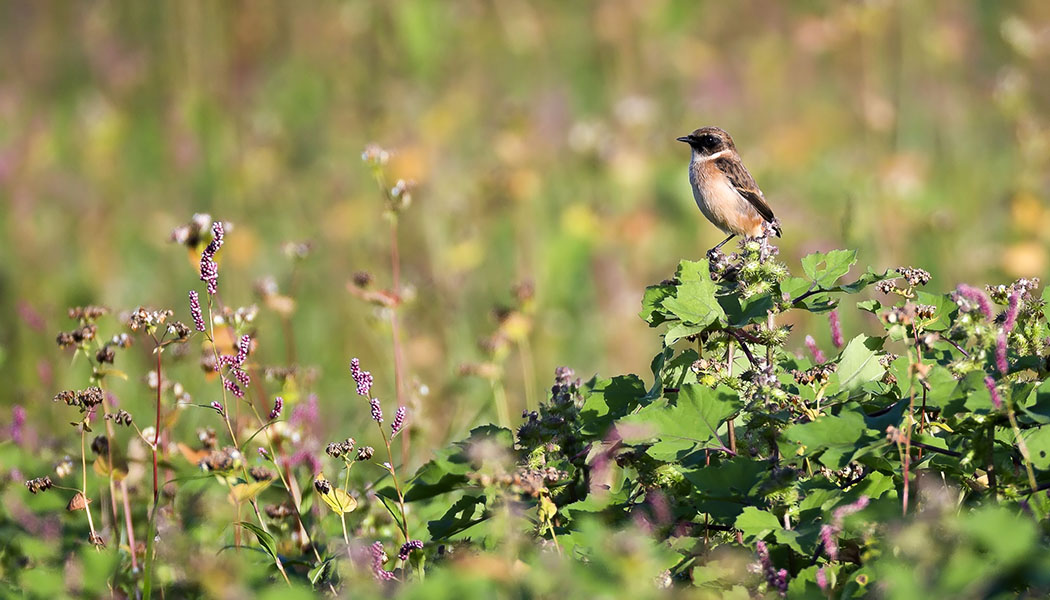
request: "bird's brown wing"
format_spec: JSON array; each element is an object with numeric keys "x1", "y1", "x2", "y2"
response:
[{"x1": 715, "y1": 156, "x2": 778, "y2": 229}]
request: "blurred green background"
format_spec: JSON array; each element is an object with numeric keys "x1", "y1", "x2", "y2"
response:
[{"x1": 2, "y1": 0, "x2": 1049, "y2": 456}]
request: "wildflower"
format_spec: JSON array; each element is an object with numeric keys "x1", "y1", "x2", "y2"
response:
[
  {"x1": 222, "y1": 376, "x2": 244, "y2": 398},
  {"x1": 955, "y1": 284, "x2": 993, "y2": 320},
  {"x1": 398, "y1": 540, "x2": 424, "y2": 561},
  {"x1": 258, "y1": 447, "x2": 270, "y2": 460},
  {"x1": 1003, "y1": 291, "x2": 1021, "y2": 333},
  {"x1": 369, "y1": 541, "x2": 396, "y2": 581},
  {"x1": 269, "y1": 396, "x2": 283, "y2": 420},
  {"x1": 985, "y1": 376, "x2": 1003, "y2": 409},
  {"x1": 804, "y1": 335, "x2": 826, "y2": 364},
  {"x1": 211, "y1": 401, "x2": 225, "y2": 416},
  {"x1": 816, "y1": 566, "x2": 828, "y2": 591},
  {"x1": 756, "y1": 541, "x2": 788, "y2": 596},
  {"x1": 188, "y1": 291, "x2": 206, "y2": 331},
  {"x1": 326, "y1": 438, "x2": 355, "y2": 458},
  {"x1": 370, "y1": 398, "x2": 383, "y2": 423},
  {"x1": 235, "y1": 335, "x2": 251, "y2": 366},
  {"x1": 356, "y1": 446, "x2": 375, "y2": 461},
  {"x1": 199, "y1": 221, "x2": 225, "y2": 295},
  {"x1": 829, "y1": 309, "x2": 844, "y2": 348},
  {"x1": 54, "y1": 456, "x2": 74, "y2": 478},
  {"x1": 10, "y1": 405, "x2": 25, "y2": 445},
  {"x1": 996, "y1": 332, "x2": 1009, "y2": 374},
  {"x1": 820, "y1": 524, "x2": 839, "y2": 561},
  {"x1": 361, "y1": 144, "x2": 390, "y2": 166},
  {"x1": 350, "y1": 358, "x2": 374, "y2": 397},
  {"x1": 391, "y1": 406, "x2": 406, "y2": 436}
]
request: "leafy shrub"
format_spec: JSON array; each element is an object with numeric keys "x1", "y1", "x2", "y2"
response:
[{"x1": 4, "y1": 213, "x2": 1050, "y2": 599}]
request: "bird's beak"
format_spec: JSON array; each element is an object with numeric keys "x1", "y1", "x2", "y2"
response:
[{"x1": 676, "y1": 135, "x2": 693, "y2": 144}]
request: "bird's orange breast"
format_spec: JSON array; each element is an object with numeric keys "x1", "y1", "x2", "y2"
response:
[{"x1": 689, "y1": 160, "x2": 765, "y2": 237}]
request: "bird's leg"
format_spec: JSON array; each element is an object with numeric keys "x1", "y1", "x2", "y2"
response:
[{"x1": 708, "y1": 234, "x2": 735, "y2": 257}]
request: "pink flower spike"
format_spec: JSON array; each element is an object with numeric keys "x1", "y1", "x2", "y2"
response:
[
  {"x1": 829, "y1": 309, "x2": 844, "y2": 349},
  {"x1": 805, "y1": 335, "x2": 826, "y2": 364},
  {"x1": 985, "y1": 376, "x2": 1003, "y2": 409}
]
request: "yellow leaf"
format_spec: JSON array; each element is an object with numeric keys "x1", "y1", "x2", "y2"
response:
[
  {"x1": 231, "y1": 479, "x2": 273, "y2": 503},
  {"x1": 319, "y1": 488, "x2": 358, "y2": 514},
  {"x1": 928, "y1": 421, "x2": 954, "y2": 433}
]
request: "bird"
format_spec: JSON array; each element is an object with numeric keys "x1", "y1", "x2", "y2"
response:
[{"x1": 676, "y1": 126, "x2": 781, "y2": 255}]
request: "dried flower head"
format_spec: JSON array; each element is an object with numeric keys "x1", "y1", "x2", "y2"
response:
[
  {"x1": 361, "y1": 144, "x2": 391, "y2": 166},
  {"x1": 249, "y1": 466, "x2": 274, "y2": 482},
  {"x1": 897, "y1": 266, "x2": 931, "y2": 287},
  {"x1": 68, "y1": 305, "x2": 109, "y2": 323},
  {"x1": 265, "y1": 503, "x2": 293, "y2": 519},
  {"x1": 105, "y1": 410, "x2": 133, "y2": 426},
  {"x1": 25, "y1": 476, "x2": 53, "y2": 494},
  {"x1": 313, "y1": 476, "x2": 332, "y2": 495},
  {"x1": 356, "y1": 446, "x2": 375, "y2": 461},
  {"x1": 326, "y1": 437, "x2": 356, "y2": 458}
]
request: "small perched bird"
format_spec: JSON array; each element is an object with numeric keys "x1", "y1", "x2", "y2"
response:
[{"x1": 677, "y1": 126, "x2": 781, "y2": 253}]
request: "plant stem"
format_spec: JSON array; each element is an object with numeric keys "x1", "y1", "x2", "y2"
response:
[
  {"x1": 378, "y1": 422, "x2": 410, "y2": 543},
  {"x1": 80, "y1": 429, "x2": 100, "y2": 550},
  {"x1": 389, "y1": 217, "x2": 409, "y2": 461}
]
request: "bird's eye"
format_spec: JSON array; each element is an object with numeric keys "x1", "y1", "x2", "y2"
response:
[{"x1": 700, "y1": 135, "x2": 719, "y2": 148}]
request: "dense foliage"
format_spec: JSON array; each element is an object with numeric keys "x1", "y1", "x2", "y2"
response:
[{"x1": 4, "y1": 211, "x2": 1050, "y2": 599}]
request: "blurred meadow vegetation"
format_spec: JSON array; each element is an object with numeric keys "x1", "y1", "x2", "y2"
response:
[{"x1": 1, "y1": 0, "x2": 1050, "y2": 595}]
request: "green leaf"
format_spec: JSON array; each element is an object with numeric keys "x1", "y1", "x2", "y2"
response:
[
  {"x1": 783, "y1": 404, "x2": 877, "y2": 469},
  {"x1": 801, "y1": 249, "x2": 857, "y2": 287},
  {"x1": 1023, "y1": 427, "x2": 1050, "y2": 470},
  {"x1": 831, "y1": 335, "x2": 885, "y2": 393},
  {"x1": 428, "y1": 495, "x2": 488, "y2": 541},
  {"x1": 662, "y1": 279, "x2": 724, "y2": 328},
  {"x1": 1043, "y1": 286, "x2": 1050, "y2": 325},
  {"x1": 914, "y1": 290, "x2": 956, "y2": 332},
  {"x1": 580, "y1": 375, "x2": 646, "y2": 437},
  {"x1": 640, "y1": 284, "x2": 675, "y2": 326},
  {"x1": 618, "y1": 384, "x2": 740, "y2": 461},
  {"x1": 735, "y1": 506, "x2": 781, "y2": 542},
  {"x1": 308, "y1": 558, "x2": 335, "y2": 586},
  {"x1": 237, "y1": 521, "x2": 279, "y2": 566},
  {"x1": 401, "y1": 425, "x2": 514, "y2": 501}
]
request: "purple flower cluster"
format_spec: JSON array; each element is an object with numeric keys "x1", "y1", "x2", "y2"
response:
[
  {"x1": 996, "y1": 333, "x2": 1009, "y2": 375},
  {"x1": 350, "y1": 358, "x2": 374, "y2": 397},
  {"x1": 804, "y1": 335, "x2": 826, "y2": 364},
  {"x1": 398, "y1": 539, "x2": 423, "y2": 561},
  {"x1": 370, "y1": 397, "x2": 383, "y2": 424},
  {"x1": 199, "y1": 221, "x2": 224, "y2": 295},
  {"x1": 211, "y1": 401, "x2": 225, "y2": 416},
  {"x1": 188, "y1": 291, "x2": 206, "y2": 331},
  {"x1": 756, "y1": 541, "x2": 788, "y2": 596},
  {"x1": 369, "y1": 541, "x2": 395, "y2": 581},
  {"x1": 816, "y1": 566, "x2": 828, "y2": 591},
  {"x1": 955, "y1": 284, "x2": 993, "y2": 320},
  {"x1": 391, "y1": 406, "x2": 406, "y2": 436},
  {"x1": 821, "y1": 496, "x2": 870, "y2": 561},
  {"x1": 985, "y1": 376, "x2": 1003, "y2": 409},
  {"x1": 220, "y1": 335, "x2": 251, "y2": 398},
  {"x1": 829, "y1": 309, "x2": 844, "y2": 348},
  {"x1": 270, "y1": 396, "x2": 283, "y2": 420}
]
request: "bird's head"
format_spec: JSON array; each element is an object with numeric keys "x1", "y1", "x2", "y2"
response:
[{"x1": 676, "y1": 126, "x2": 735, "y2": 156}]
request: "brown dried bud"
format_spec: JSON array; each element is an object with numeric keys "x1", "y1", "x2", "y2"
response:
[
  {"x1": 249, "y1": 466, "x2": 275, "y2": 482},
  {"x1": 352, "y1": 271, "x2": 373, "y2": 288},
  {"x1": 25, "y1": 476, "x2": 53, "y2": 494},
  {"x1": 91, "y1": 435, "x2": 109, "y2": 456},
  {"x1": 314, "y1": 477, "x2": 332, "y2": 495},
  {"x1": 67, "y1": 491, "x2": 91, "y2": 512},
  {"x1": 95, "y1": 345, "x2": 116, "y2": 364},
  {"x1": 265, "y1": 503, "x2": 294, "y2": 519},
  {"x1": 356, "y1": 446, "x2": 375, "y2": 461}
]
